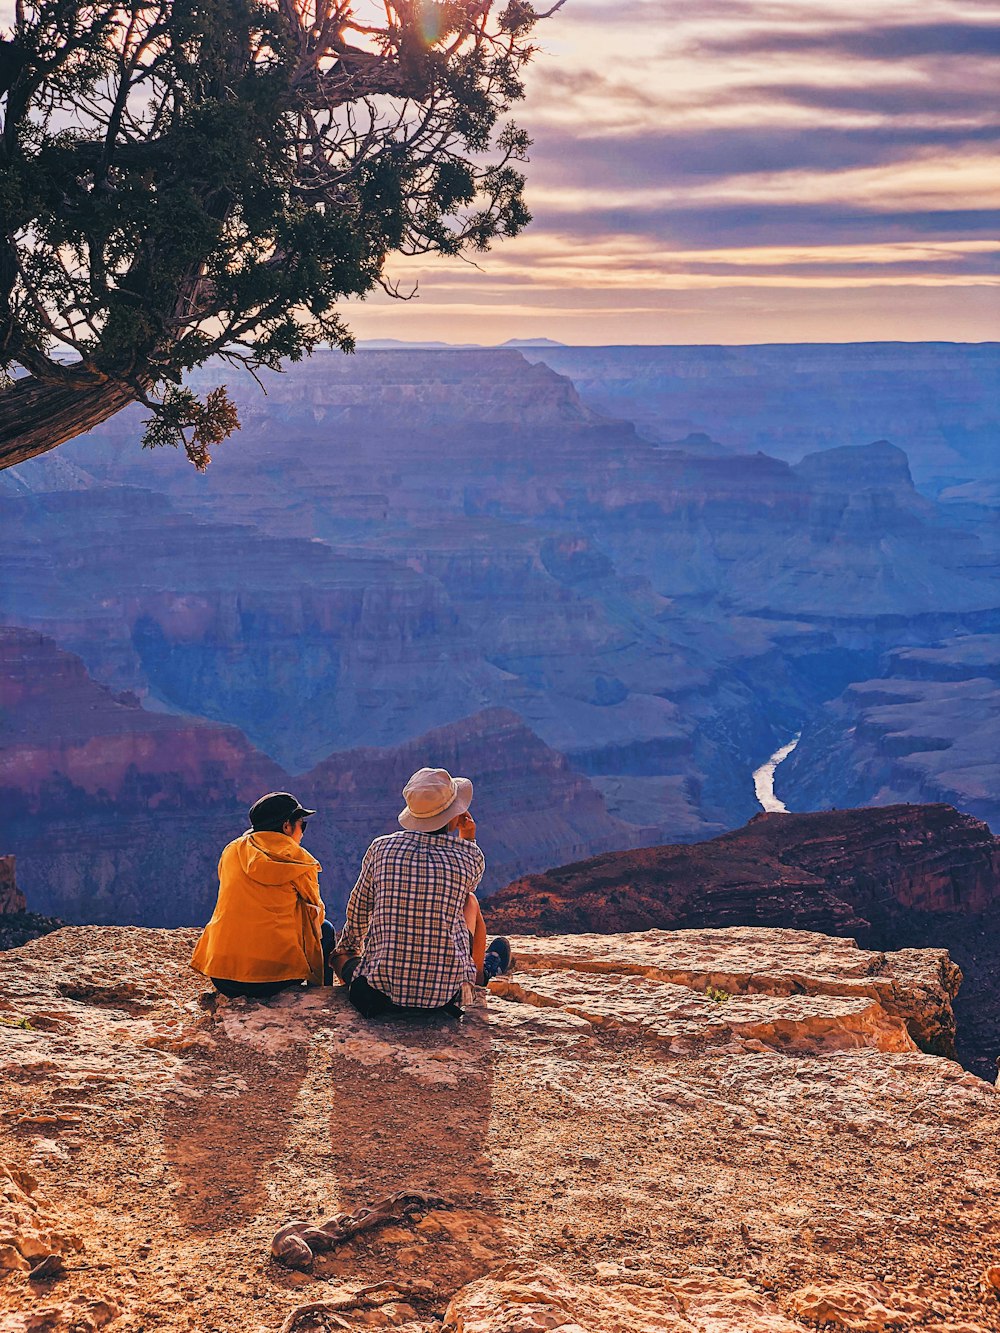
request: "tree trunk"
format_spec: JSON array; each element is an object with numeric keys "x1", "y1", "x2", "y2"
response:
[{"x1": 0, "y1": 373, "x2": 141, "y2": 471}]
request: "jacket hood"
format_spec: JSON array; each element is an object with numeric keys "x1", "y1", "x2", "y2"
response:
[{"x1": 237, "y1": 831, "x2": 321, "y2": 886}]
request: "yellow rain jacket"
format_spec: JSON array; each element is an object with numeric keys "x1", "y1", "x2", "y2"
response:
[{"x1": 191, "y1": 831, "x2": 325, "y2": 985}]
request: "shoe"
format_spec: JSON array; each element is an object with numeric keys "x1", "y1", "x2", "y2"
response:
[{"x1": 483, "y1": 936, "x2": 513, "y2": 980}]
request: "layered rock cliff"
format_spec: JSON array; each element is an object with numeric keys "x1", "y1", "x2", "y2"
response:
[
  {"x1": 5, "y1": 346, "x2": 1000, "y2": 871},
  {"x1": 1, "y1": 925, "x2": 998, "y2": 1332},
  {"x1": 490, "y1": 804, "x2": 1000, "y2": 936},
  {"x1": 488, "y1": 804, "x2": 1000, "y2": 1072},
  {"x1": 782, "y1": 636, "x2": 1000, "y2": 830},
  {"x1": 525, "y1": 342, "x2": 1000, "y2": 485},
  {"x1": 0, "y1": 857, "x2": 61, "y2": 952},
  {"x1": 0, "y1": 858, "x2": 23, "y2": 915},
  {"x1": 0, "y1": 631, "x2": 640, "y2": 925}
]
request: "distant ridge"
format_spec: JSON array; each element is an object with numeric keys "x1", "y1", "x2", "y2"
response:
[
  {"x1": 500, "y1": 337, "x2": 566, "y2": 348},
  {"x1": 355, "y1": 337, "x2": 481, "y2": 350},
  {"x1": 355, "y1": 336, "x2": 569, "y2": 350}
]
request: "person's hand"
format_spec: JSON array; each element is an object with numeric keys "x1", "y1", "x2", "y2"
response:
[{"x1": 456, "y1": 811, "x2": 477, "y2": 841}]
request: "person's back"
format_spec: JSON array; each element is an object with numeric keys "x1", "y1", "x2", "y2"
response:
[
  {"x1": 191, "y1": 792, "x2": 326, "y2": 998},
  {"x1": 334, "y1": 767, "x2": 512, "y2": 1017},
  {"x1": 347, "y1": 828, "x2": 484, "y2": 1009}
]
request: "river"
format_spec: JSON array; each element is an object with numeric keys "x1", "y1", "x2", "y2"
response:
[{"x1": 752, "y1": 734, "x2": 801, "y2": 813}]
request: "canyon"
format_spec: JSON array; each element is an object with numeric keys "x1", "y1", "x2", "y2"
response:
[
  {"x1": 3, "y1": 344, "x2": 1000, "y2": 928},
  {"x1": 782, "y1": 635, "x2": 1000, "y2": 830},
  {"x1": 0, "y1": 628, "x2": 641, "y2": 925},
  {"x1": 5, "y1": 334, "x2": 1000, "y2": 1332},
  {"x1": 2, "y1": 923, "x2": 999, "y2": 1332},
  {"x1": 524, "y1": 342, "x2": 1000, "y2": 489}
]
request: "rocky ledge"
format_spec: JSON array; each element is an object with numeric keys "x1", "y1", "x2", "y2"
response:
[
  {"x1": 1, "y1": 926, "x2": 999, "y2": 1333},
  {"x1": 487, "y1": 804, "x2": 1000, "y2": 1077}
]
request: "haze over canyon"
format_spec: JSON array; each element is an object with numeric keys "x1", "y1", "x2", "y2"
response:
[{"x1": 1, "y1": 341, "x2": 998, "y2": 928}]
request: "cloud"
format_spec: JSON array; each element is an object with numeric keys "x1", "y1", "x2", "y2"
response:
[
  {"x1": 528, "y1": 202, "x2": 1000, "y2": 251},
  {"x1": 529, "y1": 124, "x2": 1000, "y2": 188},
  {"x1": 754, "y1": 79, "x2": 1000, "y2": 120},
  {"x1": 702, "y1": 20, "x2": 1000, "y2": 59}
]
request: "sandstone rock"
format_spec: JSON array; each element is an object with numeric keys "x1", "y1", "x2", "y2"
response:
[
  {"x1": 788, "y1": 1280, "x2": 932, "y2": 1330},
  {"x1": 489, "y1": 803, "x2": 1000, "y2": 1067},
  {"x1": 490, "y1": 966, "x2": 916, "y2": 1056},
  {"x1": 501, "y1": 927, "x2": 959, "y2": 1057},
  {"x1": 1, "y1": 926, "x2": 999, "y2": 1333},
  {"x1": 0, "y1": 1165, "x2": 82, "y2": 1273},
  {"x1": 1, "y1": 1295, "x2": 120, "y2": 1332},
  {"x1": 0, "y1": 860, "x2": 25, "y2": 916},
  {"x1": 444, "y1": 1262, "x2": 805, "y2": 1332}
]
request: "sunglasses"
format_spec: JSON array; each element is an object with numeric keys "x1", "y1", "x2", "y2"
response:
[{"x1": 298, "y1": 818, "x2": 309, "y2": 831}]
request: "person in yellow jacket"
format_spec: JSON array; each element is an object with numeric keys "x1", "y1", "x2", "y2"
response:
[{"x1": 191, "y1": 792, "x2": 331, "y2": 999}]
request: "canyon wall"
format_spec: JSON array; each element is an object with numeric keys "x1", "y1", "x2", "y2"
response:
[
  {"x1": 0, "y1": 629, "x2": 640, "y2": 926},
  {"x1": 526, "y1": 342, "x2": 1000, "y2": 486},
  {"x1": 782, "y1": 635, "x2": 1000, "y2": 830},
  {"x1": 3, "y1": 346, "x2": 1000, "y2": 925},
  {"x1": 0, "y1": 857, "x2": 24, "y2": 914},
  {"x1": 4, "y1": 349, "x2": 999, "y2": 850},
  {"x1": 490, "y1": 804, "x2": 1000, "y2": 937}
]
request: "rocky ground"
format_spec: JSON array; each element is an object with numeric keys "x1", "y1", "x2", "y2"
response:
[{"x1": 2, "y1": 925, "x2": 1000, "y2": 1333}]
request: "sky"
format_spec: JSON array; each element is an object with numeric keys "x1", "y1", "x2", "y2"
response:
[
  {"x1": 354, "y1": 0, "x2": 1000, "y2": 344},
  {"x1": 5, "y1": 0, "x2": 998, "y2": 345}
]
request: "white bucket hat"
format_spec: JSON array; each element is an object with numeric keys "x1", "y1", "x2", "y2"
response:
[{"x1": 398, "y1": 767, "x2": 473, "y2": 832}]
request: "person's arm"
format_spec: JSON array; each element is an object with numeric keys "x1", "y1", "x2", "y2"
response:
[
  {"x1": 456, "y1": 811, "x2": 486, "y2": 891},
  {"x1": 464, "y1": 893, "x2": 488, "y2": 984},
  {"x1": 291, "y1": 867, "x2": 324, "y2": 928},
  {"x1": 337, "y1": 844, "x2": 376, "y2": 956}
]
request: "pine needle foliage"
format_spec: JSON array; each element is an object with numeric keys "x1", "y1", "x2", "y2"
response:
[{"x1": 0, "y1": 0, "x2": 550, "y2": 468}]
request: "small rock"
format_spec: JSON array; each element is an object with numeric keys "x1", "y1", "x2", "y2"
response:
[{"x1": 28, "y1": 1252, "x2": 66, "y2": 1281}]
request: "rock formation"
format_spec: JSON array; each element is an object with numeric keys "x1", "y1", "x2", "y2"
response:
[
  {"x1": 5, "y1": 346, "x2": 999, "y2": 858},
  {"x1": 0, "y1": 630, "x2": 640, "y2": 925},
  {"x1": 524, "y1": 342, "x2": 1000, "y2": 485},
  {"x1": 0, "y1": 858, "x2": 24, "y2": 915},
  {"x1": 1, "y1": 924, "x2": 998, "y2": 1332},
  {"x1": 489, "y1": 803, "x2": 1000, "y2": 937},
  {"x1": 782, "y1": 636, "x2": 1000, "y2": 831},
  {"x1": 0, "y1": 856, "x2": 61, "y2": 952},
  {"x1": 488, "y1": 803, "x2": 1000, "y2": 1074},
  {"x1": 302, "y1": 707, "x2": 648, "y2": 903}
]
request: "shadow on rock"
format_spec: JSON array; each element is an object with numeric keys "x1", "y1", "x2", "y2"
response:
[
  {"x1": 320, "y1": 1004, "x2": 503, "y2": 1294},
  {"x1": 159, "y1": 992, "x2": 312, "y2": 1234}
]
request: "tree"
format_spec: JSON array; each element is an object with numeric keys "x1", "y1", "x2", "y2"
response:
[{"x1": 0, "y1": 0, "x2": 562, "y2": 471}]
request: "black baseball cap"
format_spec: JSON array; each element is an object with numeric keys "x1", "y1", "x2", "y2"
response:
[{"x1": 248, "y1": 792, "x2": 317, "y2": 831}]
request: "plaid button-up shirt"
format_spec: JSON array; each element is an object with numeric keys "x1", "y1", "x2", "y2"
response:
[{"x1": 338, "y1": 830, "x2": 485, "y2": 1008}]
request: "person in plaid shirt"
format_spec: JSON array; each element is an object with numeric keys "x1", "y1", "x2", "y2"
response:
[{"x1": 334, "y1": 767, "x2": 512, "y2": 1017}]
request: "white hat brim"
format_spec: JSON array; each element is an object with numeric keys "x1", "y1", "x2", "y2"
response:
[{"x1": 398, "y1": 777, "x2": 473, "y2": 832}]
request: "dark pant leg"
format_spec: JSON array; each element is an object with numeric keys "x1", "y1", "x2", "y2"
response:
[
  {"x1": 210, "y1": 977, "x2": 299, "y2": 999},
  {"x1": 321, "y1": 919, "x2": 337, "y2": 985},
  {"x1": 347, "y1": 974, "x2": 397, "y2": 1018},
  {"x1": 347, "y1": 973, "x2": 462, "y2": 1019}
]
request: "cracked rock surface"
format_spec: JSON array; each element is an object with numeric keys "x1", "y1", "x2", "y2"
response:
[{"x1": 1, "y1": 925, "x2": 998, "y2": 1332}]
